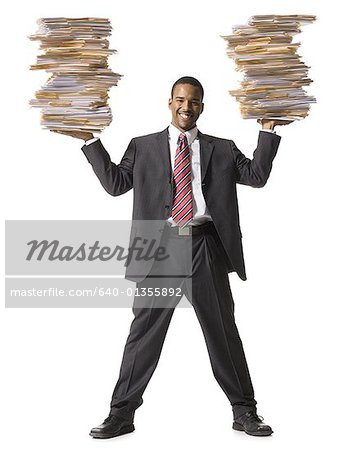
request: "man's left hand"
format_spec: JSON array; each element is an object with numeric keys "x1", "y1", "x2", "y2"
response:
[{"x1": 258, "y1": 119, "x2": 294, "y2": 131}]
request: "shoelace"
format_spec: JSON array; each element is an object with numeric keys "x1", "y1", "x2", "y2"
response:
[
  {"x1": 103, "y1": 415, "x2": 115, "y2": 424},
  {"x1": 243, "y1": 411, "x2": 265, "y2": 424}
]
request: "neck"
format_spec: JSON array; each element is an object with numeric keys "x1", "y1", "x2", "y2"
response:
[{"x1": 171, "y1": 122, "x2": 197, "y2": 133}]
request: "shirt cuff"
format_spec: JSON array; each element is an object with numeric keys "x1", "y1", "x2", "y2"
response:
[
  {"x1": 261, "y1": 128, "x2": 276, "y2": 134},
  {"x1": 85, "y1": 137, "x2": 100, "y2": 146}
]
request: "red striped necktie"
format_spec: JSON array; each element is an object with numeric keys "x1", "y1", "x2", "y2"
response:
[{"x1": 171, "y1": 133, "x2": 193, "y2": 227}]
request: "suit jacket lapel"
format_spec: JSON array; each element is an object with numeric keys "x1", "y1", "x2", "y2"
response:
[
  {"x1": 198, "y1": 130, "x2": 214, "y2": 181},
  {"x1": 156, "y1": 127, "x2": 172, "y2": 182}
]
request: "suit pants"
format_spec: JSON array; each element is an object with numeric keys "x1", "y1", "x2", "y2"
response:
[{"x1": 109, "y1": 222, "x2": 257, "y2": 420}]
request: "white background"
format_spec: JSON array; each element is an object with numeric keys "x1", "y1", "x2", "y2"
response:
[{"x1": 1, "y1": 1, "x2": 343, "y2": 449}]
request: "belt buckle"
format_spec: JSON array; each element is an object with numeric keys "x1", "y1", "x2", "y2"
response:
[{"x1": 178, "y1": 226, "x2": 190, "y2": 236}]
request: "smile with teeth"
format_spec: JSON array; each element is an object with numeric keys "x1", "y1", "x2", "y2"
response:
[{"x1": 179, "y1": 112, "x2": 193, "y2": 119}]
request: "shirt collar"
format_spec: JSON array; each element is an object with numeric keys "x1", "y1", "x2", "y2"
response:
[{"x1": 168, "y1": 123, "x2": 198, "y2": 146}]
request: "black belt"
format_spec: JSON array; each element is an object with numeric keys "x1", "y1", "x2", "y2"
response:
[{"x1": 165, "y1": 221, "x2": 215, "y2": 236}]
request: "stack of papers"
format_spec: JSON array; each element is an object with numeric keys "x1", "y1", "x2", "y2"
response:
[
  {"x1": 29, "y1": 18, "x2": 122, "y2": 132},
  {"x1": 221, "y1": 15, "x2": 316, "y2": 120}
]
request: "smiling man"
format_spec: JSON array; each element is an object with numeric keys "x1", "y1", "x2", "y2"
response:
[{"x1": 54, "y1": 76, "x2": 291, "y2": 438}]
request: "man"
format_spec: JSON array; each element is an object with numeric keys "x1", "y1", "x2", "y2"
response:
[{"x1": 54, "y1": 76, "x2": 291, "y2": 438}]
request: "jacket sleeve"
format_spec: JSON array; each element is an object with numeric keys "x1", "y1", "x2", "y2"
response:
[
  {"x1": 81, "y1": 138, "x2": 136, "y2": 196},
  {"x1": 230, "y1": 131, "x2": 281, "y2": 188}
]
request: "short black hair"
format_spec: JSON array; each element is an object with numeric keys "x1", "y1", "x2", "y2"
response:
[{"x1": 171, "y1": 76, "x2": 204, "y2": 101}]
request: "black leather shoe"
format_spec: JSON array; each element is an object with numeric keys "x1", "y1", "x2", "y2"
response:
[
  {"x1": 233, "y1": 411, "x2": 273, "y2": 436},
  {"x1": 89, "y1": 414, "x2": 135, "y2": 439}
]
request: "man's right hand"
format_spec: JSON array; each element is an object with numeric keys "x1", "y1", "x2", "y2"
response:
[{"x1": 50, "y1": 130, "x2": 95, "y2": 142}]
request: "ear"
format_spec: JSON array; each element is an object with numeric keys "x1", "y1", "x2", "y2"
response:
[
  {"x1": 200, "y1": 102, "x2": 204, "y2": 114},
  {"x1": 168, "y1": 98, "x2": 172, "y2": 110}
]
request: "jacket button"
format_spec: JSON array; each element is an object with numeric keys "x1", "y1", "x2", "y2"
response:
[
  {"x1": 202, "y1": 183, "x2": 206, "y2": 187},
  {"x1": 165, "y1": 205, "x2": 169, "y2": 209}
]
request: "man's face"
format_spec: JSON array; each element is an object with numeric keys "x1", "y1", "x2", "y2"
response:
[{"x1": 168, "y1": 83, "x2": 204, "y2": 131}]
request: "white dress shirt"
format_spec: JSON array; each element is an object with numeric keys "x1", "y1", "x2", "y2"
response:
[{"x1": 167, "y1": 123, "x2": 212, "y2": 226}]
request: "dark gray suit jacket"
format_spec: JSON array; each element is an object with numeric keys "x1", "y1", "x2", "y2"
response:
[{"x1": 81, "y1": 128, "x2": 281, "y2": 282}]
